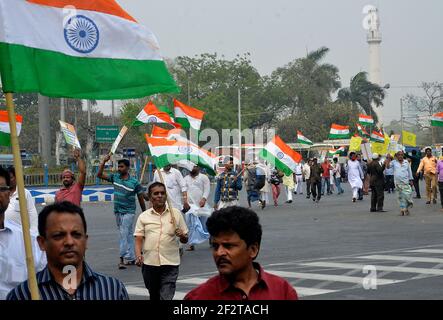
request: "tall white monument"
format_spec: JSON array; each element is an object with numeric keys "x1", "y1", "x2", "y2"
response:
[{"x1": 363, "y1": 5, "x2": 383, "y2": 125}]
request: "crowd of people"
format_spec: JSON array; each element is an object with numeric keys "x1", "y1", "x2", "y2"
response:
[{"x1": 1, "y1": 146, "x2": 442, "y2": 300}]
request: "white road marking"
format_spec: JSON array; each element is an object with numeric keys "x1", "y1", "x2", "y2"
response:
[
  {"x1": 406, "y1": 249, "x2": 443, "y2": 254},
  {"x1": 357, "y1": 254, "x2": 443, "y2": 264}
]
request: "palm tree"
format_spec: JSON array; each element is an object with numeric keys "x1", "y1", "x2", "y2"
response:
[{"x1": 337, "y1": 71, "x2": 386, "y2": 124}]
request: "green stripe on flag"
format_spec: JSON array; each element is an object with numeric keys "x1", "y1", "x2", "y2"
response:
[
  {"x1": 152, "y1": 153, "x2": 215, "y2": 176},
  {"x1": 258, "y1": 149, "x2": 293, "y2": 176},
  {"x1": 0, "y1": 43, "x2": 179, "y2": 99},
  {"x1": 175, "y1": 117, "x2": 191, "y2": 129},
  {"x1": 329, "y1": 133, "x2": 350, "y2": 139},
  {"x1": 431, "y1": 120, "x2": 443, "y2": 127},
  {"x1": 0, "y1": 131, "x2": 11, "y2": 146}
]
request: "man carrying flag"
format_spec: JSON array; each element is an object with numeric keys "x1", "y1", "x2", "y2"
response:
[
  {"x1": 55, "y1": 149, "x2": 86, "y2": 206},
  {"x1": 214, "y1": 157, "x2": 242, "y2": 210}
]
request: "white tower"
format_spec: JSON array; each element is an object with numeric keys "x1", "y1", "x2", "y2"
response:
[{"x1": 363, "y1": 6, "x2": 383, "y2": 125}]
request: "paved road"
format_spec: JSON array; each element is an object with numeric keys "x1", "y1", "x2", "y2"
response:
[{"x1": 42, "y1": 184, "x2": 443, "y2": 299}]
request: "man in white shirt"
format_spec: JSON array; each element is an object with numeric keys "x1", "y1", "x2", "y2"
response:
[
  {"x1": 5, "y1": 167, "x2": 38, "y2": 233},
  {"x1": 0, "y1": 166, "x2": 46, "y2": 299},
  {"x1": 153, "y1": 165, "x2": 190, "y2": 212},
  {"x1": 184, "y1": 165, "x2": 212, "y2": 251},
  {"x1": 302, "y1": 160, "x2": 312, "y2": 199},
  {"x1": 294, "y1": 163, "x2": 303, "y2": 195}
]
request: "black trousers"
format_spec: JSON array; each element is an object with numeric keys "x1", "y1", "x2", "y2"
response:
[
  {"x1": 306, "y1": 179, "x2": 311, "y2": 196},
  {"x1": 439, "y1": 182, "x2": 443, "y2": 208},
  {"x1": 141, "y1": 264, "x2": 179, "y2": 300},
  {"x1": 413, "y1": 175, "x2": 421, "y2": 197},
  {"x1": 311, "y1": 180, "x2": 321, "y2": 200},
  {"x1": 370, "y1": 184, "x2": 384, "y2": 210}
]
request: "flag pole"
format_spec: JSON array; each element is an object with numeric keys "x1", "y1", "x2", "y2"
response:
[
  {"x1": 5, "y1": 93, "x2": 40, "y2": 300},
  {"x1": 139, "y1": 155, "x2": 149, "y2": 183}
]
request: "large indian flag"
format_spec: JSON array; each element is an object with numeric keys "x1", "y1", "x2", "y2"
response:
[
  {"x1": 370, "y1": 130, "x2": 385, "y2": 143},
  {"x1": 431, "y1": 112, "x2": 443, "y2": 127},
  {"x1": 0, "y1": 0, "x2": 178, "y2": 99},
  {"x1": 358, "y1": 114, "x2": 374, "y2": 126},
  {"x1": 0, "y1": 110, "x2": 22, "y2": 146},
  {"x1": 173, "y1": 99, "x2": 205, "y2": 130},
  {"x1": 297, "y1": 131, "x2": 313, "y2": 145},
  {"x1": 329, "y1": 124, "x2": 350, "y2": 139},
  {"x1": 259, "y1": 135, "x2": 302, "y2": 176},
  {"x1": 133, "y1": 102, "x2": 181, "y2": 128},
  {"x1": 146, "y1": 135, "x2": 216, "y2": 176},
  {"x1": 151, "y1": 125, "x2": 185, "y2": 141}
]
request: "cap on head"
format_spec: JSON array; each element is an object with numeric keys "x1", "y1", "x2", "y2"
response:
[
  {"x1": 372, "y1": 153, "x2": 379, "y2": 160},
  {"x1": 61, "y1": 169, "x2": 74, "y2": 178}
]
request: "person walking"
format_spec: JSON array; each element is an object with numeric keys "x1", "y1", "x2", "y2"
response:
[
  {"x1": 256, "y1": 160, "x2": 271, "y2": 209},
  {"x1": 270, "y1": 168, "x2": 283, "y2": 206},
  {"x1": 332, "y1": 158, "x2": 344, "y2": 195},
  {"x1": 386, "y1": 151, "x2": 414, "y2": 216},
  {"x1": 384, "y1": 154, "x2": 395, "y2": 193},
  {"x1": 97, "y1": 155, "x2": 146, "y2": 269},
  {"x1": 134, "y1": 182, "x2": 188, "y2": 300},
  {"x1": 321, "y1": 158, "x2": 332, "y2": 195},
  {"x1": 405, "y1": 149, "x2": 422, "y2": 199},
  {"x1": 282, "y1": 173, "x2": 295, "y2": 204},
  {"x1": 367, "y1": 153, "x2": 387, "y2": 212},
  {"x1": 303, "y1": 159, "x2": 312, "y2": 199},
  {"x1": 214, "y1": 157, "x2": 242, "y2": 210},
  {"x1": 310, "y1": 158, "x2": 323, "y2": 203},
  {"x1": 347, "y1": 152, "x2": 364, "y2": 203},
  {"x1": 293, "y1": 162, "x2": 303, "y2": 195},
  {"x1": 417, "y1": 147, "x2": 438, "y2": 204},
  {"x1": 437, "y1": 156, "x2": 443, "y2": 212}
]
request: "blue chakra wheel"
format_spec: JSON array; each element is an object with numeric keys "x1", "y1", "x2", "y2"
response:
[
  {"x1": 64, "y1": 15, "x2": 99, "y2": 54},
  {"x1": 277, "y1": 151, "x2": 285, "y2": 159}
]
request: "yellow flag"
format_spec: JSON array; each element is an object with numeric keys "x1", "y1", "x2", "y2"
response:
[
  {"x1": 349, "y1": 136, "x2": 363, "y2": 152},
  {"x1": 402, "y1": 130, "x2": 416, "y2": 147},
  {"x1": 371, "y1": 133, "x2": 390, "y2": 155}
]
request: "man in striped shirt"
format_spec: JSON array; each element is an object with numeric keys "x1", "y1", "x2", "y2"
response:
[{"x1": 7, "y1": 201, "x2": 129, "y2": 300}]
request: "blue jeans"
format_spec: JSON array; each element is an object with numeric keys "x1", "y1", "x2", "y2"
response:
[
  {"x1": 115, "y1": 212, "x2": 136, "y2": 261},
  {"x1": 321, "y1": 177, "x2": 331, "y2": 194},
  {"x1": 334, "y1": 176, "x2": 344, "y2": 194}
]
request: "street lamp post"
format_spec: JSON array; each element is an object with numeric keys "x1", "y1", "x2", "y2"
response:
[{"x1": 238, "y1": 88, "x2": 241, "y2": 168}]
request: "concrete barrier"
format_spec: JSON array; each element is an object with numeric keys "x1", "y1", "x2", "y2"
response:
[{"x1": 29, "y1": 186, "x2": 114, "y2": 205}]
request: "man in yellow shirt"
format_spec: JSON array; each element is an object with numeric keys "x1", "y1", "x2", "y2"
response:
[
  {"x1": 417, "y1": 147, "x2": 438, "y2": 204},
  {"x1": 134, "y1": 182, "x2": 188, "y2": 300}
]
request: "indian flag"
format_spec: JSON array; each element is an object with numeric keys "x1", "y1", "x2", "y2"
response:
[
  {"x1": 431, "y1": 112, "x2": 443, "y2": 127},
  {"x1": 173, "y1": 99, "x2": 205, "y2": 130},
  {"x1": 146, "y1": 135, "x2": 216, "y2": 176},
  {"x1": 327, "y1": 146, "x2": 345, "y2": 157},
  {"x1": 329, "y1": 124, "x2": 350, "y2": 139},
  {"x1": 370, "y1": 130, "x2": 385, "y2": 143},
  {"x1": 151, "y1": 125, "x2": 185, "y2": 141},
  {"x1": 357, "y1": 124, "x2": 369, "y2": 137},
  {"x1": 358, "y1": 114, "x2": 374, "y2": 126},
  {"x1": 0, "y1": 110, "x2": 22, "y2": 146},
  {"x1": 0, "y1": 0, "x2": 178, "y2": 99},
  {"x1": 133, "y1": 102, "x2": 181, "y2": 128},
  {"x1": 259, "y1": 135, "x2": 302, "y2": 176},
  {"x1": 297, "y1": 131, "x2": 313, "y2": 145}
]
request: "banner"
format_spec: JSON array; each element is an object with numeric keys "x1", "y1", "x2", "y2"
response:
[
  {"x1": 402, "y1": 130, "x2": 416, "y2": 147},
  {"x1": 59, "y1": 120, "x2": 81, "y2": 149},
  {"x1": 349, "y1": 136, "x2": 363, "y2": 152},
  {"x1": 361, "y1": 143, "x2": 372, "y2": 160},
  {"x1": 110, "y1": 126, "x2": 129, "y2": 154}
]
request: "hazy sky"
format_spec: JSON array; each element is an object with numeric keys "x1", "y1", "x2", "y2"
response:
[{"x1": 107, "y1": 0, "x2": 443, "y2": 124}]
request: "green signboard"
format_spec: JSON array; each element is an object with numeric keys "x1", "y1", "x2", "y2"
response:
[{"x1": 95, "y1": 125, "x2": 119, "y2": 143}]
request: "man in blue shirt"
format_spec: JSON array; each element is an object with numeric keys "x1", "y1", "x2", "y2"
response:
[
  {"x1": 214, "y1": 157, "x2": 242, "y2": 210},
  {"x1": 98, "y1": 155, "x2": 146, "y2": 269}
]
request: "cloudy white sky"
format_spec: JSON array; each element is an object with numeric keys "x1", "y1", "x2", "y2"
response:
[{"x1": 103, "y1": 0, "x2": 443, "y2": 124}]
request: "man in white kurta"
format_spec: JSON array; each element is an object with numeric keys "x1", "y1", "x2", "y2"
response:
[
  {"x1": 347, "y1": 152, "x2": 364, "y2": 202},
  {"x1": 183, "y1": 166, "x2": 212, "y2": 251},
  {"x1": 153, "y1": 165, "x2": 189, "y2": 212},
  {"x1": 294, "y1": 163, "x2": 303, "y2": 195},
  {"x1": 256, "y1": 160, "x2": 271, "y2": 209}
]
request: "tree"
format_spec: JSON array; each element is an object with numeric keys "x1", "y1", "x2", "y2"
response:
[
  {"x1": 336, "y1": 71, "x2": 386, "y2": 124},
  {"x1": 403, "y1": 82, "x2": 443, "y2": 143}
]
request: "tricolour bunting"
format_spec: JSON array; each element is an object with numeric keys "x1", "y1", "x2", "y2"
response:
[
  {"x1": 133, "y1": 102, "x2": 181, "y2": 128},
  {"x1": 0, "y1": 0, "x2": 178, "y2": 99},
  {"x1": 145, "y1": 136, "x2": 216, "y2": 176},
  {"x1": 173, "y1": 99, "x2": 205, "y2": 131},
  {"x1": 259, "y1": 135, "x2": 302, "y2": 176},
  {"x1": 358, "y1": 114, "x2": 374, "y2": 126},
  {"x1": 329, "y1": 124, "x2": 350, "y2": 139},
  {"x1": 0, "y1": 110, "x2": 22, "y2": 146},
  {"x1": 297, "y1": 131, "x2": 313, "y2": 145},
  {"x1": 431, "y1": 112, "x2": 443, "y2": 127}
]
